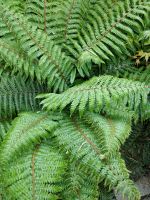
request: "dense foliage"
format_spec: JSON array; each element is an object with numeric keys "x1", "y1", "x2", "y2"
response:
[{"x1": 0, "y1": 0, "x2": 149, "y2": 199}]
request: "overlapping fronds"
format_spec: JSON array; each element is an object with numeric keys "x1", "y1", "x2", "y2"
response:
[
  {"x1": 1, "y1": 141, "x2": 67, "y2": 200},
  {"x1": 0, "y1": 112, "x2": 60, "y2": 165},
  {"x1": 52, "y1": 113, "x2": 131, "y2": 166},
  {"x1": 0, "y1": 0, "x2": 26, "y2": 11},
  {"x1": 0, "y1": 75, "x2": 45, "y2": 119},
  {"x1": 65, "y1": 0, "x2": 150, "y2": 66},
  {"x1": 26, "y1": 0, "x2": 92, "y2": 45},
  {"x1": 0, "y1": 5, "x2": 75, "y2": 91},
  {"x1": 39, "y1": 75, "x2": 149, "y2": 116}
]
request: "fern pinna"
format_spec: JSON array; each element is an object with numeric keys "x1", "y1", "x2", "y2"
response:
[{"x1": 0, "y1": 0, "x2": 149, "y2": 199}]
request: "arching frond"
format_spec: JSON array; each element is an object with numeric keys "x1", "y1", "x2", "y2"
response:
[
  {"x1": 0, "y1": 75, "x2": 45, "y2": 119},
  {"x1": 0, "y1": 112, "x2": 60, "y2": 165},
  {"x1": 39, "y1": 75, "x2": 149, "y2": 116},
  {"x1": 1, "y1": 141, "x2": 67, "y2": 200}
]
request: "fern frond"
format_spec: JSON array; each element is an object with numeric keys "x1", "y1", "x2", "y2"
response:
[
  {"x1": 0, "y1": 112, "x2": 60, "y2": 165},
  {"x1": 0, "y1": 75, "x2": 45, "y2": 119},
  {"x1": 1, "y1": 0, "x2": 26, "y2": 12},
  {"x1": 39, "y1": 75, "x2": 149, "y2": 116},
  {"x1": 1, "y1": 141, "x2": 67, "y2": 200},
  {"x1": 66, "y1": 0, "x2": 150, "y2": 65},
  {"x1": 52, "y1": 112, "x2": 131, "y2": 167},
  {"x1": 0, "y1": 6, "x2": 75, "y2": 91},
  {"x1": 139, "y1": 30, "x2": 150, "y2": 45}
]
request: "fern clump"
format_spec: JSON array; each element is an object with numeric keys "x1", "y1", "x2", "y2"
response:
[{"x1": 0, "y1": 0, "x2": 149, "y2": 199}]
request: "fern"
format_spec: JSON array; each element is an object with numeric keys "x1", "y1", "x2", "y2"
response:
[{"x1": 0, "y1": 0, "x2": 149, "y2": 199}]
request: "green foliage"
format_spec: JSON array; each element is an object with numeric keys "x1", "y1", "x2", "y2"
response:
[{"x1": 0, "y1": 0, "x2": 149, "y2": 199}]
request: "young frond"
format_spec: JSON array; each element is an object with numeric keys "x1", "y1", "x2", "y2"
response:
[
  {"x1": 1, "y1": 141, "x2": 67, "y2": 200},
  {"x1": 39, "y1": 75, "x2": 149, "y2": 116},
  {"x1": 66, "y1": 0, "x2": 150, "y2": 66},
  {"x1": 0, "y1": 112, "x2": 60, "y2": 165},
  {"x1": 0, "y1": 6, "x2": 75, "y2": 91},
  {"x1": 0, "y1": 75, "x2": 45, "y2": 119}
]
